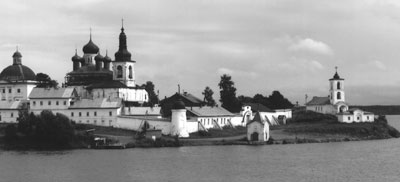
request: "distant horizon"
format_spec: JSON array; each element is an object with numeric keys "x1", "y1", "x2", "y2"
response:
[{"x1": 1, "y1": 0, "x2": 399, "y2": 105}]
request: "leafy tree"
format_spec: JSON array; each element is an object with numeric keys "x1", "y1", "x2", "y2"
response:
[
  {"x1": 141, "y1": 81, "x2": 159, "y2": 107},
  {"x1": 267, "y1": 91, "x2": 294, "y2": 109},
  {"x1": 36, "y1": 73, "x2": 58, "y2": 88},
  {"x1": 237, "y1": 95, "x2": 253, "y2": 104},
  {"x1": 218, "y1": 74, "x2": 241, "y2": 112},
  {"x1": 202, "y1": 86, "x2": 216, "y2": 106}
]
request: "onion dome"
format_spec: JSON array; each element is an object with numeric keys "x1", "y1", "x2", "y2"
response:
[
  {"x1": 95, "y1": 53, "x2": 104, "y2": 62},
  {"x1": 71, "y1": 49, "x2": 81, "y2": 62},
  {"x1": 12, "y1": 51, "x2": 22, "y2": 58},
  {"x1": 0, "y1": 51, "x2": 36, "y2": 81},
  {"x1": 172, "y1": 99, "x2": 186, "y2": 110},
  {"x1": 103, "y1": 51, "x2": 112, "y2": 62},
  {"x1": 82, "y1": 31, "x2": 99, "y2": 54},
  {"x1": 114, "y1": 24, "x2": 134, "y2": 62}
]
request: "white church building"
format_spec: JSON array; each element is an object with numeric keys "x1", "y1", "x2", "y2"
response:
[{"x1": 306, "y1": 68, "x2": 374, "y2": 123}]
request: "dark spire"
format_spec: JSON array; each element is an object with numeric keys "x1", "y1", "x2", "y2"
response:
[
  {"x1": 115, "y1": 19, "x2": 134, "y2": 62},
  {"x1": 330, "y1": 66, "x2": 344, "y2": 80}
]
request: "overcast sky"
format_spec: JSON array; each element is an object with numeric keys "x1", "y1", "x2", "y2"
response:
[{"x1": 1, "y1": 0, "x2": 400, "y2": 105}]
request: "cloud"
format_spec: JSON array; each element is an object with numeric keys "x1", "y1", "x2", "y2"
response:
[
  {"x1": 217, "y1": 68, "x2": 234, "y2": 75},
  {"x1": 370, "y1": 60, "x2": 387, "y2": 71},
  {"x1": 289, "y1": 38, "x2": 333, "y2": 55}
]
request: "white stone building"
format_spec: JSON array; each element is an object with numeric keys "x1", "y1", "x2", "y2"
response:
[
  {"x1": 306, "y1": 69, "x2": 374, "y2": 123},
  {"x1": 247, "y1": 112, "x2": 270, "y2": 142}
]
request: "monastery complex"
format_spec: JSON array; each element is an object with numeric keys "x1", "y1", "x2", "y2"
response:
[{"x1": 0, "y1": 23, "x2": 374, "y2": 140}]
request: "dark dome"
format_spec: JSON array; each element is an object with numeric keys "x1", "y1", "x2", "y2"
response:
[
  {"x1": 72, "y1": 53, "x2": 81, "y2": 62},
  {"x1": 95, "y1": 53, "x2": 104, "y2": 62},
  {"x1": 172, "y1": 99, "x2": 186, "y2": 110},
  {"x1": 0, "y1": 64, "x2": 36, "y2": 81},
  {"x1": 82, "y1": 39, "x2": 99, "y2": 54},
  {"x1": 103, "y1": 54, "x2": 112, "y2": 62},
  {"x1": 13, "y1": 51, "x2": 22, "y2": 58}
]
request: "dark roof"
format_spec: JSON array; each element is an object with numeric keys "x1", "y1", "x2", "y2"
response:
[
  {"x1": 242, "y1": 103, "x2": 275, "y2": 112},
  {"x1": 72, "y1": 52, "x2": 82, "y2": 62},
  {"x1": 114, "y1": 26, "x2": 135, "y2": 62},
  {"x1": 95, "y1": 53, "x2": 104, "y2": 61},
  {"x1": 69, "y1": 98, "x2": 122, "y2": 109},
  {"x1": 86, "y1": 80, "x2": 127, "y2": 89},
  {"x1": 172, "y1": 99, "x2": 186, "y2": 109},
  {"x1": 162, "y1": 92, "x2": 203, "y2": 107},
  {"x1": 0, "y1": 64, "x2": 36, "y2": 81},
  {"x1": 180, "y1": 93, "x2": 203, "y2": 104},
  {"x1": 186, "y1": 106, "x2": 234, "y2": 117},
  {"x1": 306, "y1": 96, "x2": 330, "y2": 106},
  {"x1": 103, "y1": 54, "x2": 112, "y2": 62},
  {"x1": 329, "y1": 71, "x2": 344, "y2": 80},
  {"x1": 246, "y1": 112, "x2": 265, "y2": 125},
  {"x1": 82, "y1": 39, "x2": 99, "y2": 54}
]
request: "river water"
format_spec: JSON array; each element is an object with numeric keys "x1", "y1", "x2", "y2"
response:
[{"x1": 1, "y1": 116, "x2": 400, "y2": 182}]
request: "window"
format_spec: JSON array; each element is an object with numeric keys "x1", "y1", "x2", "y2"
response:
[
  {"x1": 94, "y1": 120, "x2": 97, "y2": 124},
  {"x1": 8, "y1": 89, "x2": 11, "y2": 93},
  {"x1": 64, "y1": 101, "x2": 67, "y2": 105},
  {"x1": 128, "y1": 66, "x2": 133, "y2": 79},
  {"x1": 337, "y1": 82, "x2": 341, "y2": 89},
  {"x1": 94, "y1": 112, "x2": 97, "y2": 116},
  {"x1": 40, "y1": 101, "x2": 43, "y2": 106},
  {"x1": 348, "y1": 117, "x2": 351, "y2": 120},
  {"x1": 357, "y1": 117, "x2": 360, "y2": 120},
  {"x1": 117, "y1": 65, "x2": 123, "y2": 78},
  {"x1": 109, "y1": 111, "x2": 112, "y2": 116},
  {"x1": 56, "y1": 101, "x2": 59, "y2": 105},
  {"x1": 79, "y1": 112, "x2": 82, "y2": 117},
  {"x1": 11, "y1": 113, "x2": 13, "y2": 118},
  {"x1": 79, "y1": 120, "x2": 82, "y2": 123},
  {"x1": 48, "y1": 101, "x2": 51, "y2": 105},
  {"x1": 102, "y1": 120, "x2": 105, "y2": 123},
  {"x1": 17, "y1": 89, "x2": 21, "y2": 93},
  {"x1": 87, "y1": 112, "x2": 89, "y2": 117},
  {"x1": 87, "y1": 120, "x2": 89, "y2": 123},
  {"x1": 367, "y1": 116, "x2": 369, "y2": 120},
  {"x1": 337, "y1": 92, "x2": 341, "y2": 100},
  {"x1": 2, "y1": 89, "x2": 4, "y2": 93},
  {"x1": 33, "y1": 101, "x2": 36, "y2": 106},
  {"x1": 71, "y1": 112, "x2": 74, "y2": 117}
]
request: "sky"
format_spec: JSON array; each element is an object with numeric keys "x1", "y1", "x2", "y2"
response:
[{"x1": 1, "y1": 0, "x2": 400, "y2": 105}]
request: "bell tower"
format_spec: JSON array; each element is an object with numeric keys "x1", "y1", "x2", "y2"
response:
[
  {"x1": 329, "y1": 67, "x2": 345, "y2": 105},
  {"x1": 112, "y1": 19, "x2": 136, "y2": 87}
]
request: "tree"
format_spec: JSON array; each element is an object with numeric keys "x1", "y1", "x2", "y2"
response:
[
  {"x1": 267, "y1": 91, "x2": 294, "y2": 109},
  {"x1": 202, "y1": 86, "x2": 216, "y2": 106},
  {"x1": 218, "y1": 74, "x2": 241, "y2": 112},
  {"x1": 141, "y1": 81, "x2": 159, "y2": 107},
  {"x1": 36, "y1": 73, "x2": 58, "y2": 88}
]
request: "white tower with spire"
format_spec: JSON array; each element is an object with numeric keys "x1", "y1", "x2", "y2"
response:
[
  {"x1": 112, "y1": 19, "x2": 136, "y2": 87},
  {"x1": 329, "y1": 67, "x2": 345, "y2": 105}
]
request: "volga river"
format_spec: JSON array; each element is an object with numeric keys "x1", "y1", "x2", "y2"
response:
[{"x1": 1, "y1": 116, "x2": 400, "y2": 182}]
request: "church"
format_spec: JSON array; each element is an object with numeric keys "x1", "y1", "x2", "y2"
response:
[
  {"x1": 64, "y1": 23, "x2": 148, "y2": 106},
  {"x1": 306, "y1": 68, "x2": 374, "y2": 123}
]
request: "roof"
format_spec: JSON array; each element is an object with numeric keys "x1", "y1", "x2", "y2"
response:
[
  {"x1": 329, "y1": 71, "x2": 344, "y2": 80},
  {"x1": 0, "y1": 64, "x2": 36, "y2": 81},
  {"x1": 179, "y1": 92, "x2": 203, "y2": 104},
  {"x1": 29, "y1": 87, "x2": 77, "y2": 99},
  {"x1": 306, "y1": 96, "x2": 330, "y2": 106},
  {"x1": 86, "y1": 80, "x2": 127, "y2": 89},
  {"x1": 69, "y1": 98, "x2": 122, "y2": 109},
  {"x1": 173, "y1": 100, "x2": 186, "y2": 109},
  {"x1": 68, "y1": 64, "x2": 113, "y2": 74},
  {"x1": 186, "y1": 106, "x2": 235, "y2": 117},
  {"x1": 0, "y1": 100, "x2": 24, "y2": 110},
  {"x1": 246, "y1": 112, "x2": 265, "y2": 125},
  {"x1": 242, "y1": 103, "x2": 275, "y2": 112}
]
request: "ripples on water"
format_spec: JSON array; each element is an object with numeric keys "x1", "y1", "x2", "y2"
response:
[{"x1": 1, "y1": 116, "x2": 400, "y2": 182}]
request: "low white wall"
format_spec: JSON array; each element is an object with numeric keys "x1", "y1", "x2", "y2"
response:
[{"x1": 115, "y1": 116, "x2": 171, "y2": 135}]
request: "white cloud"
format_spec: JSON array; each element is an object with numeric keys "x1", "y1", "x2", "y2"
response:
[
  {"x1": 370, "y1": 60, "x2": 387, "y2": 70},
  {"x1": 217, "y1": 68, "x2": 234, "y2": 75},
  {"x1": 289, "y1": 38, "x2": 333, "y2": 55}
]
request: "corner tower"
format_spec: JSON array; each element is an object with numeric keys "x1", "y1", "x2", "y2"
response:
[
  {"x1": 329, "y1": 67, "x2": 345, "y2": 105},
  {"x1": 112, "y1": 21, "x2": 136, "y2": 87}
]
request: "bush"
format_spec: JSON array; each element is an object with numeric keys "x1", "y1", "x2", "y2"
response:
[{"x1": 290, "y1": 110, "x2": 338, "y2": 123}]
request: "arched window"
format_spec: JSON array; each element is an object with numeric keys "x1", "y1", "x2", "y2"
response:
[
  {"x1": 117, "y1": 66, "x2": 123, "y2": 78},
  {"x1": 128, "y1": 66, "x2": 133, "y2": 79},
  {"x1": 337, "y1": 92, "x2": 341, "y2": 100},
  {"x1": 337, "y1": 82, "x2": 341, "y2": 89}
]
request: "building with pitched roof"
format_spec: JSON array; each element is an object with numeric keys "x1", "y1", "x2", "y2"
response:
[
  {"x1": 247, "y1": 111, "x2": 270, "y2": 142},
  {"x1": 306, "y1": 68, "x2": 374, "y2": 123}
]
